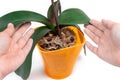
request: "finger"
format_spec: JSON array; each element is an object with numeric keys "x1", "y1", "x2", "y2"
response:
[
  {"x1": 22, "y1": 38, "x2": 33, "y2": 55},
  {"x1": 102, "y1": 19, "x2": 118, "y2": 29},
  {"x1": 12, "y1": 22, "x2": 31, "y2": 42},
  {"x1": 85, "y1": 25, "x2": 104, "y2": 38},
  {"x1": 17, "y1": 28, "x2": 34, "y2": 48},
  {"x1": 90, "y1": 19, "x2": 106, "y2": 31},
  {"x1": 3, "y1": 23, "x2": 15, "y2": 36},
  {"x1": 84, "y1": 28, "x2": 99, "y2": 44},
  {"x1": 85, "y1": 41, "x2": 98, "y2": 54}
]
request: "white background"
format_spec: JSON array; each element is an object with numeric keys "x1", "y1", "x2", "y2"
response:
[{"x1": 1, "y1": 0, "x2": 120, "y2": 80}]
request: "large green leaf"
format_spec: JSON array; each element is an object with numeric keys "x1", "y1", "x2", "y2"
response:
[
  {"x1": 47, "y1": 1, "x2": 60, "y2": 25},
  {"x1": 58, "y1": 8, "x2": 90, "y2": 25},
  {"x1": 0, "y1": 10, "x2": 54, "y2": 80},
  {"x1": 0, "y1": 10, "x2": 54, "y2": 31},
  {"x1": 15, "y1": 26, "x2": 51, "y2": 79}
]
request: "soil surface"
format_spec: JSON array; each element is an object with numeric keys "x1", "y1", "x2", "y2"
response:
[{"x1": 38, "y1": 27, "x2": 76, "y2": 51}]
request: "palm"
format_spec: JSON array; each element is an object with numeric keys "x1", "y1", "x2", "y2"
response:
[
  {"x1": 85, "y1": 19, "x2": 120, "y2": 66},
  {"x1": 0, "y1": 23, "x2": 34, "y2": 78},
  {"x1": 0, "y1": 33, "x2": 11, "y2": 55}
]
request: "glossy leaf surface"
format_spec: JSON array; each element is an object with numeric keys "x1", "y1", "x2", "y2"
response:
[
  {"x1": 58, "y1": 8, "x2": 90, "y2": 25},
  {"x1": 0, "y1": 11, "x2": 54, "y2": 31}
]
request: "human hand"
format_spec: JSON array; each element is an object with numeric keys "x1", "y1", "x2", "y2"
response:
[
  {"x1": 0, "y1": 23, "x2": 34, "y2": 79},
  {"x1": 84, "y1": 19, "x2": 120, "y2": 67}
]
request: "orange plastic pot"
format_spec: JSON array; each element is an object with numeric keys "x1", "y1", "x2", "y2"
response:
[{"x1": 37, "y1": 26, "x2": 86, "y2": 79}]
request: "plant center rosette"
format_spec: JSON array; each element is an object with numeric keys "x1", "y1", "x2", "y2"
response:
[{"x1": 0, "y1": 0, "x2": 90, "y2": 79}]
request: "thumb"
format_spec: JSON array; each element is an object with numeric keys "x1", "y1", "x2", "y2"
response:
[
  {"x1": 111, "y1": 24, "x2": 120, "y2": 46},
  {"x1": 102, "y1": 19, "x2": 117, "y2": 29}
]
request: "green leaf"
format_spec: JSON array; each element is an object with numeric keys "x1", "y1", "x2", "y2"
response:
[
  {"x1": 47, "y1": 1, "x2": 60, "y2": 25},
  {"x1": 58, "y1": 8, "x2": 90, "y2": 25},
  {"x1": 15, "y1": 26, "x2": 51, "y2": 79},
  {"x1": 0, "y1": 10, "x2": 54, "y2": 31}
]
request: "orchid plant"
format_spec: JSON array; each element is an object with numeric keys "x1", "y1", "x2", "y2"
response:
[{"x1": 0, "y1": 0, "x2": 90, "y2": 79}]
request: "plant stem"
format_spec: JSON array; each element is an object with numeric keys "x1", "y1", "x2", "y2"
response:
[{"x1": 51, "y1": 0, "x2": 61, "y2": 36}]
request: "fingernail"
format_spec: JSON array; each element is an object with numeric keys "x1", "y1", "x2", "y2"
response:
[
  {"x1": 30, "y1": 28, "x2": 34, "y2": 34},
  {"x1": 28, "y1": 38, "x2": 33, "y2": 45},
  {"x1": 7, "y1": 23, "x2": 14, "y2": 29},
  {"x1": 8, "y1": 23, "x2": 13, "y2": 27},
  {"x1": 29, "y1": 38, "x2": 33, "y2": 43}
]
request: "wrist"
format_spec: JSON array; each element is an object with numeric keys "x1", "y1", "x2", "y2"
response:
[
  {"x1": 0, "y1": 58, "x2": 5, "y2": 80},
  {"x1": 0, "y1": 72, "x2": 3, "y2": 80}
]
